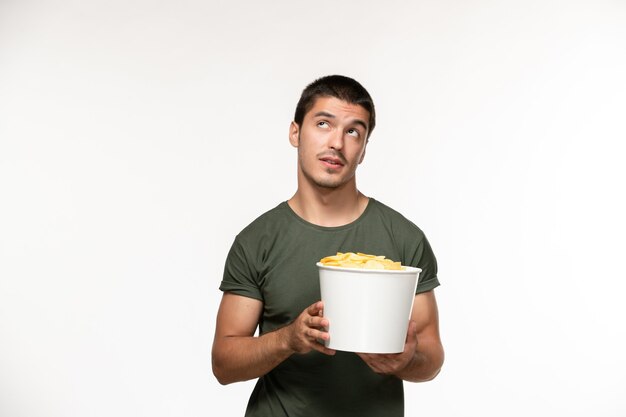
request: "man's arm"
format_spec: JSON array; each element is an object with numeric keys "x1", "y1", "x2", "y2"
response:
[
  {"x1": 211, "y1": 293, "x2": 336, "y2": 385},
  {"x1": 357, "y1": 290, "x2": 444, "y2": 382}
]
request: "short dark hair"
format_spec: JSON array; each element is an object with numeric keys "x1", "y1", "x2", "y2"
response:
[{"x1": 294, "y1": 75, "x2": 376, "y2": 138}]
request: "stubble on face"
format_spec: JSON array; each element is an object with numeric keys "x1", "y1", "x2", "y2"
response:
[
  {"x1": 298, "y1": 133, "x2": 356, "y2": 189},
  {"x1": 293, "y1": 97, "x2": 370, "y2": 191}
]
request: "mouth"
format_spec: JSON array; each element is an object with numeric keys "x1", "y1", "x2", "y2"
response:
[
  {"x1": 318, "y1": 152, "x2": 346, "y2": 168},
  {"x1": 320, "y1": 157, "x2": 344, "y2": 166}
]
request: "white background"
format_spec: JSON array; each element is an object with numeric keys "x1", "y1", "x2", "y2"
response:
[{"x1": 1, "y1": 1, "x2": 625, "y2": 416}]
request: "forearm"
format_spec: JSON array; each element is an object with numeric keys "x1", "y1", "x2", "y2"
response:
[
  {"x1": 212, "y1": 327, "x2": 292, "y2": 385},
  {"x1": 213, "y1": 299, "x2": 333, "y2": 385}
]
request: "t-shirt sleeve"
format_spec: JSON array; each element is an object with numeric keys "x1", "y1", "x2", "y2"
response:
[
  {"x1": 219, "y1": 237, "x2": 264, "y2": 301},
  {"x1": 409, "y1": 232, "x2": 440, "y2": 294}
]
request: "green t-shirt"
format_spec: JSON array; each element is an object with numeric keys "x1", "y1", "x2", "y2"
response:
[{"x1": 220, "y1": 198, "x2": 439, "y2": 417}]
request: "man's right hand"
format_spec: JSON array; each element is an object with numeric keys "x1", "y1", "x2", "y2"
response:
[
  {"x1": 212, "y1": 294, "x2": 334, "y2": 385},
  {"x1": 281, "y1": 301, "x2": 336, "y2": 356}
]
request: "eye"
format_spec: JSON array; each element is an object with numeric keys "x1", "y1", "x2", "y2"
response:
[
  {"x1": 347, "y1": 128, "x2": 360, "y2": 138},
  {"x1": 317, "y1": 121, "x2": 329, "y2": 129}
]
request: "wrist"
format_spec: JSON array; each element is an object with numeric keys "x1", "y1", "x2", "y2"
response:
[
  {"x1": 271, "y1": 324, "x2": 296, "y2": 356},
  {"x1": 394, "y1": 351, "x2": 423, "y2": 379}
]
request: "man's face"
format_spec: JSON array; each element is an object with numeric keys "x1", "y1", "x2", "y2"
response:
[{"x1": 289, "y1": 96, "x2": 370, "y2": 189}]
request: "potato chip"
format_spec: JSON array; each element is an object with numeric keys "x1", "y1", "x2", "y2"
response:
[{"x1": 319, "y1": 252, "x2": 406, "y2": 270}]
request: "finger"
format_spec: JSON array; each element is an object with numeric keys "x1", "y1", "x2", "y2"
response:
[
  {"x1": 404, "y1": 320, "x2": 418, "y2": 348},
  {"x1": 307, "y1": 327, "x2": 330, "y2": 341},
  {"x1": 357, "y1": 353, "x2": 398, "y2": 372},
  {"x1": 407, "y1": 320, "x2": 418, "y2": 337},
  {"x1": 306, "y1": 301, "x2": 324, "y2": 316},
  {"x1": 309, "y1": 340, "x2": 336, "y2": 356},
  {"x1": 358, "y1": 352, "x2": 391, "y2": 360},
  {"x1": 307, "y1": 316, "x2": 329, "y2": 328}
]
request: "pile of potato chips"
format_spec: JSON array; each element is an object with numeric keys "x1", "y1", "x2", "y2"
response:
[{"x1": 319, "y1": 252, "x2": 405, "y2": 270}]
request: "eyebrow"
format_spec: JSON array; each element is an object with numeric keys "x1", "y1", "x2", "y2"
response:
[{"x1": 312, "y1": 111, "x2": 368, "y2": 132}]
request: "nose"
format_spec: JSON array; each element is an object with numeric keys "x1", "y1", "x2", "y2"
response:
[{"x1": 328, "y1": 128, "x2": 344, "y2": 150}]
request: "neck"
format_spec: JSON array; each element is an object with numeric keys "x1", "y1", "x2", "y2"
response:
[{"x1": 288, "y1": 177, "x2": 369, "y2": 227}]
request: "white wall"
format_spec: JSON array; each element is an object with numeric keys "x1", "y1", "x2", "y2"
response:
[{"x1": 1, "y1": 1, "x2": 625, "y2": 416}]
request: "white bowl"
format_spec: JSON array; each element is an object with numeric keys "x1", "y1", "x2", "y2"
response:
[{"x1": 317, "y1": 263, "x2": 422, "y2": 353}]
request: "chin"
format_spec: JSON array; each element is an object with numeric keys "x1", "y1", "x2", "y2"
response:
[
  {"x1": 314, "y1": 175, "x2": 354, "y2": 189},
  {"x1": 301, "y1": 167, "x2": 354, "y2": 190},
  {"x1": 315, "y1": 182, "x2": 342, "y2": 189}
]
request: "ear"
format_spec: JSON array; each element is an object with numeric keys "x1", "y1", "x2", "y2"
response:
[{"x1": 289, "y1": 121, "x2": 300, "y2": 147}]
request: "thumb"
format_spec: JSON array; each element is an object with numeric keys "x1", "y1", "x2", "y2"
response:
[{"x1": 406, "y1": 320, "x2": 418, "y2": 345}]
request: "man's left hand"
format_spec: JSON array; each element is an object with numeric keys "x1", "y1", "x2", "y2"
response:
[{"x1": 356, "y1": 320, "x2": 418, "y2": 375}]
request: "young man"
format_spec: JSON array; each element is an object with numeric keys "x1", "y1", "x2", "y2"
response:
[{"x1": 212, "y1": 75, "x2": 443, "y2": 417}]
